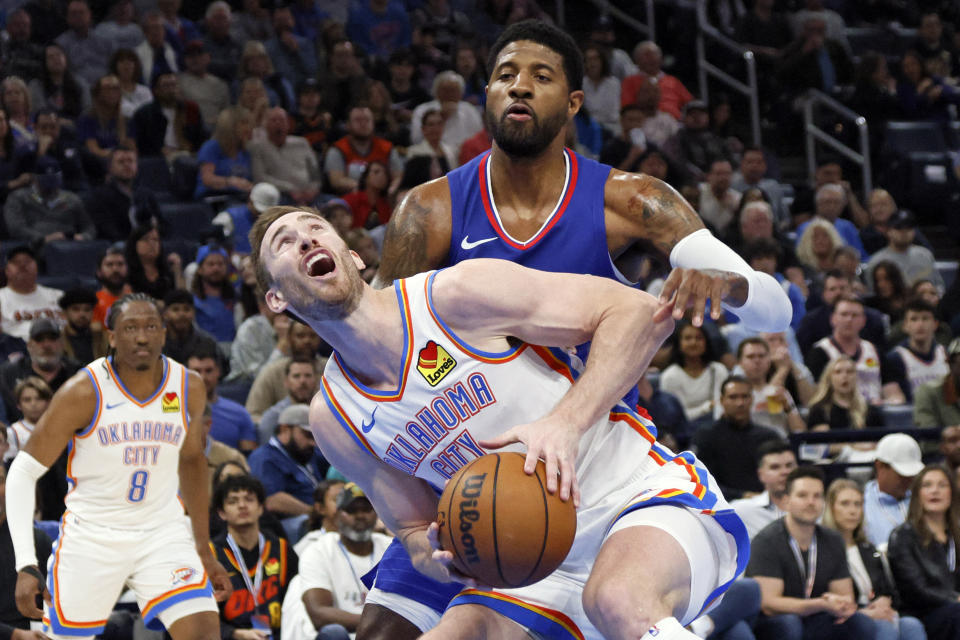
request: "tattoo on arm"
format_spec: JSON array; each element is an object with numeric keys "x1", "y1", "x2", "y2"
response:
[
  {"x1": 627, "y1": 176, "x2": 704, "y2": 258},
  {"x1": 372, "y1": 198, "x2": 433, "y2": 289}
]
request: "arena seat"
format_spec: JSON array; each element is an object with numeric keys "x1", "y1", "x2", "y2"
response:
[
  {"x1": 937, "y1": 260, "x2": 958, "y2": 290},
  {"x1": 36, "y1": 520, "x2": 60, "y2": 544},
  {"x1": 37, "y1": 275, "x2": 98, "y2": 291},
  {"x1": 135, "y1": 156, "x2": 175, "y2": 201},
  {"x1": 159, "y1": 202, "x2": 216, "y2": 240},
  {"x1": 885, "y1": 121, "x2": 949, "y2": 154},
  {"x1": 42, "y1": 240, "x2": 111, "y2": 278},
  {"x1": 162, "y1": 238, "x2": 200, "y2": 265},
  {"x1": 845, "y1": 26, "x2": 894, "y2": 58},
  {"x1": 880, "y1": 404, "x2": 915, "y2": 429},
  {"x1": 218, "y1": 380, "x2": 252, "y2": 405}
]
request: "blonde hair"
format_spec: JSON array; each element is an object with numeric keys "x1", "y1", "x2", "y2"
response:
[
  {"x1": 240, "y1": 40, "x2": 274, "y2": 78},
  {"x1": 823, "y1": 478, "x2": 866, "y2": 544},
  {"x1": 796, "y1": 218, "x2": 844, "y2": 270},
  {"x1": 212, "y1": 107, "x2": 251, "y2": 157},
  {"x1": 808, "y1": 355, "x2": 869, "y2": 429},
  {"x1": 1, "y1": 76, "x2": 30, "y2": 117}
]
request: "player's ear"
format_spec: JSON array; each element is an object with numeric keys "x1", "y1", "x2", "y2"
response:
[
  {"x1": 568, "y1": 89, "x2": 584, "y2": 117},
  {"x1": 349, "y1": 250, "x2": 365, "y2": 271},
  {"x1": 264, "y1": 287, "x2": 288, "y2": 314}
]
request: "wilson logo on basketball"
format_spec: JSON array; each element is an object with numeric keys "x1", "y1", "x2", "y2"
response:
[
  {"x1": 457, "y1": 472, "x2": 486, "y2": 564},
  {"x1": 417, "y1": 340, "x2": 456, "y2": 387},
  {"x1": 161, "y1": 392, "x2": 180, "y2": 413}
]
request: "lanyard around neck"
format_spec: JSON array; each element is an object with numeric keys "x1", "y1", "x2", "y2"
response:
[
  {"x1": 227, "y1": 532, "x2": 265, "y2": 608},
  {"x1": 269, "y1": 437, "x2": 320, "y2": 489},
  {"x1": 788, "y1": 531, "x2": 818, "y2": 599}
]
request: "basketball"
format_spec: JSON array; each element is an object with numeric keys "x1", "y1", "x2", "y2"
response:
[{"x1": 436, "y1": 452, "x2": 577, "y2": 589}]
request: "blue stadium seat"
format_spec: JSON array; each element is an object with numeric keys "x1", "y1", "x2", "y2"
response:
[
  {"x1": 881, "y1": 404, "x2": 914, "y2": 429},
  {"x1": 938, "y1": 261, "x2": 958, "y2": 290},
  {"x1": 646, "y1": 370, "x2": 660, "y2": 391},
  {"x1": 162, "y1": 239, "x2": 199, "y2": 267},
  {"x1": 885, "y1": 121, "x2": 949, "y2": 154},
  {"x1": 42, "y1": 240, "x2": 111, "y2": 278},
  {"x1": 135, "y1": 156, "x2": 174, "y2": 198},
  {"x1": 218, "y1": 380, "x2": 252, "y2": 405},
  {"x1": 159, "y1": 202, "x2": 216, "y2": 240},
  {"x1": 37, "y1": 275, "x2": 99, "y2": 291},
  {"x1": 36, "y1": 520, "x2": 60, "y2": 543}
]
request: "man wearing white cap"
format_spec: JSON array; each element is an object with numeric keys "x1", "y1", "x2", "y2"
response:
[
  {"x1": 213, "y1": 182, "x2": 281, "y2": 255},
  {"x1": 863, "y1": 433, "x2": 925, "y2": 549}
]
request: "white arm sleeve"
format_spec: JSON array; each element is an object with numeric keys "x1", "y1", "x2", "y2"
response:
[
  {"x1": 669, "y1": 228, "x2": 792, "y2": 332},
  {"x1": 6, "y1": 451, "x2": 49, "y2": 570}
]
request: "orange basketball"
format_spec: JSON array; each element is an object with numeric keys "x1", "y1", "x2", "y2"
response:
[{"x1": 437, "y1": 452, "x2": 577, "y2": 588}]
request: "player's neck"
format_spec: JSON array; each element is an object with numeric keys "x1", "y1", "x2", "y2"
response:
[
  {"x1": 488, "y1": 141, "x2": 568, "y2": 216},
  {"x1": 910, "y1": 336, "x2": 932, "y2": 354},
  {"x1": 309, "y1": 286, "x2": 404, "y2": 387},
  {"x1": 112, "y1": 357, "x2": 165, "y2": 399},
  {"x1": 228, "y1": 523, "x2": 261, "y2": 549}
]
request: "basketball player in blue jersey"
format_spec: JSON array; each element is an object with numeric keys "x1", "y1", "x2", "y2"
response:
[
  {"x1": 363, "y1": 20, "x2": 792, "y2": 640},
  {"x1": 250, "y1": 207, "x2": 758, "y2": 640},
  {"x1": 7, "y1": 294, "x2": 232, "y2": 640}
]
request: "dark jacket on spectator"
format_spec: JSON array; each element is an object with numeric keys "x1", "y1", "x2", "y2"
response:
[
  {"x1": 778, "y1": 39, "x2": 854, "y2": 97},
  {"x1": 0, "y1": 520, "x2": 52, "y2": 640},
  {"x1": 853, "y1": 540, "x2": 901, "y2": 608},
  {"x1": 131, "y1": 99, "x2": 207, "y2": 158},
  {"x1": 888, "y1": 522, "x2": 960, "y2": 618},
  {"x1": 84, "y1": 181, "x2": 161, "y2": 242},
  {"x1": 35, "y1": 131, "x2": 89, "y2": 193}
]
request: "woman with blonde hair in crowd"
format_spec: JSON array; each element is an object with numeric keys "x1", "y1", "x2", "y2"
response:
[
  {"x1": 806, "y1": 355, "x2": 884, "y2": 461},
  {"x1": 236, "y1": 40, "x2": 294, "y2": 112},
  {"x1": 823, "y1": 478, "x2": 928, "y2": 640},
  {"x1": 235, "y1": 77, "x2": 269, "y2": 142},
  {"x1": 194, "y1": 106, "x2": 254, "y2": 199},
  {"x1": 1, "y1": 76, "x2": 34, "y2": 151},
  {"x1": 889, "y1": 464, "x2": 960, "y2": 640},
  {"x1": 796, "y1": 217, "x2": 846, "y2": 282}
]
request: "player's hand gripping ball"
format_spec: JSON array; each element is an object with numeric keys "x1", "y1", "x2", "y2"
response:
[{"x1": 437, "y1": 452, "x2": 577, "y2": 588}]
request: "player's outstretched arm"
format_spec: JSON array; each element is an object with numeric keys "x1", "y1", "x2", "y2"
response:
[
  {"x1": 178, "y1": 370, "x2": 232, "y2": 601},
  {"x1": 308, "y1": 394, "x2": 469, "y2": 585},
  {"x1": 9, "y1": 371, "x2": 97, "y2": 618},
  {"x1": 605, "y1": 171, "x2": 791, "y2": 331},
  {"x1": 371, "y1": 178, "x2": 452, "y2": 289},
  {"x1": 431, "y1": 260, "x2": 677, "y2": 504}
]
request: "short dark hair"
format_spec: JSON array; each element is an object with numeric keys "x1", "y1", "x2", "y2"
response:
[
  {"x1": 106, "y1": 292, "x2": 160, "y2": 330},
  {"x1": 737, "y1": 336, "x2": 769, "y2": 359},
  {"x1": 823, "y1": 268, "x2": 850, "y2": 284},
  {"x1": 487, "y1": 20, "x2": 584, "y2": 91},
  {"x1": 97, "y1": 245, "x2": 125, "y2": 269},
  {"x1": 285, "y1": 354, "x2": 317, "y2": 376},
  {"x1": 756, "y1": 439, "x2": 793, "y2": 467},
  {"x1": 831, "y1": 295, "x2": 865, "y2": 312},
  {"x1": 742, "y1": 145, "x2": 764, "y2": 157},
  {"x1": 187, "y1": 345, "x2": 220, "y2": 366},
  {"x1": 620, "y1": 103, "x2": 644, "y2": 117},
  {"x1": 742, "y1": 238, "x2": 781, "y2": 264},
  {"x1": 786, "y1": 465, "x2": 825, "y2": 494},
  {"x1": 163, "y1": 288, "x2": 195, "y2": 308},
  {"x1": 213, "y1": 473, "x2": 265, "y2": 510},
  {"x1": 904, "y1": 297, "x2": 937, "y2": 317},
  {"x1": 720, "y1": 374, "x2": 750, "y2": 396}
]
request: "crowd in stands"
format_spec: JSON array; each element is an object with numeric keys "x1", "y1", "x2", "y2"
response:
[{"x1": 2, "y1": 1, "x2": 960, "y2": 640}]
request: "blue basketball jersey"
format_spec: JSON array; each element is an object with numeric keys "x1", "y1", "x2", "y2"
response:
[{"x1": 445, "y1": 148, "x2": 632, "y2": 285}]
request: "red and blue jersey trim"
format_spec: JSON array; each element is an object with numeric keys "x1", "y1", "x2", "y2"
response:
[
  {"x1": 332, "y1": 279, "x2": 414, "y2": 401},
  {"x1": 319, "y1": 377, "x2": 378, "y2": 458},
  {"x1": 424, "y1": 271, "x2": 525, "y2": 363},
  {"x1": 478, "y1": 148, "x2": 579, "y2": 250},
  {"x1": 45, "y1": 513, "x2": 108, "y2": 636},
  {"x1": 141, "y1": 573, "x2": 214, "y2": 630},
  {"x1": 450, "y1": 589, "x2": 585, "y2": 640},
  {"x1": 106, "y1": 356, "x2": 170, "y2": 407}
]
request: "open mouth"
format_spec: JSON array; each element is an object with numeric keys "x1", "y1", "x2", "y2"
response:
[
  {"x1": 305, "y1": 250, "x2": 336, "y2": 278},
  {"x1": 505, "y1": 103, "x2": 533, "y2": 121}
]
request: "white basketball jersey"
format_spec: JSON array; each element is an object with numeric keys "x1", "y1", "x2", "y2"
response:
[
  {"x1": 814, "y1": 337, "x2": 882, "y2": 403},
  {"x1": 894, "y1": 344, "x2": 948, "y2": 395},
  {"x1": 319, "y1": 272, "x2": 658, "y2": 498},
  {"x1": 66, "y1": 356, "x2": 190, "y2": 529}
]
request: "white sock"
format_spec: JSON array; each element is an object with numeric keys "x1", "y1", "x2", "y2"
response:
[{"x1": 641, "y1": 616, "x2": 703, "y2": 639}]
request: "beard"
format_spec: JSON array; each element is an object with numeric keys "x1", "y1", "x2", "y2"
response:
[
  {"x1": 340, "y1": 523, "x2": 373, "y2": 543},
  {"x1": 286, "y1": 439, "x2": 315, "y2": 464},
  {"x1": 485, "y1": 103, "x2": 568, "y2": 159}
]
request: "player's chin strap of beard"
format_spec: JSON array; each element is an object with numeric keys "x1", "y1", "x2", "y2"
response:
[
  {"x1": 6, "y1": 451, "x2": 50, "y2": 572},
  {"x1": 670, "y1": 229, "x2": 793, "y2": 333}
]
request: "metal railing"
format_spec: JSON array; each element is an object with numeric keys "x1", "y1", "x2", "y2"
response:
[
  {"x1": 554, "y1": 0, "x2": 655, "y2": 43},
  {"x1": 695, "y1": 0, "x2": 761, "y2": 146},
  {"x1": 802, "y1": 90, "x2": 872, "y2": 196}
]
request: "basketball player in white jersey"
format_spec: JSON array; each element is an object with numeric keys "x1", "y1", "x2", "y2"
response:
[
  {"x1": 250, "y1": 207, "x2": 754, "y2": 640},
  {"x1": 6, "y1": 293, "x2": 232, "y2": 640}
]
